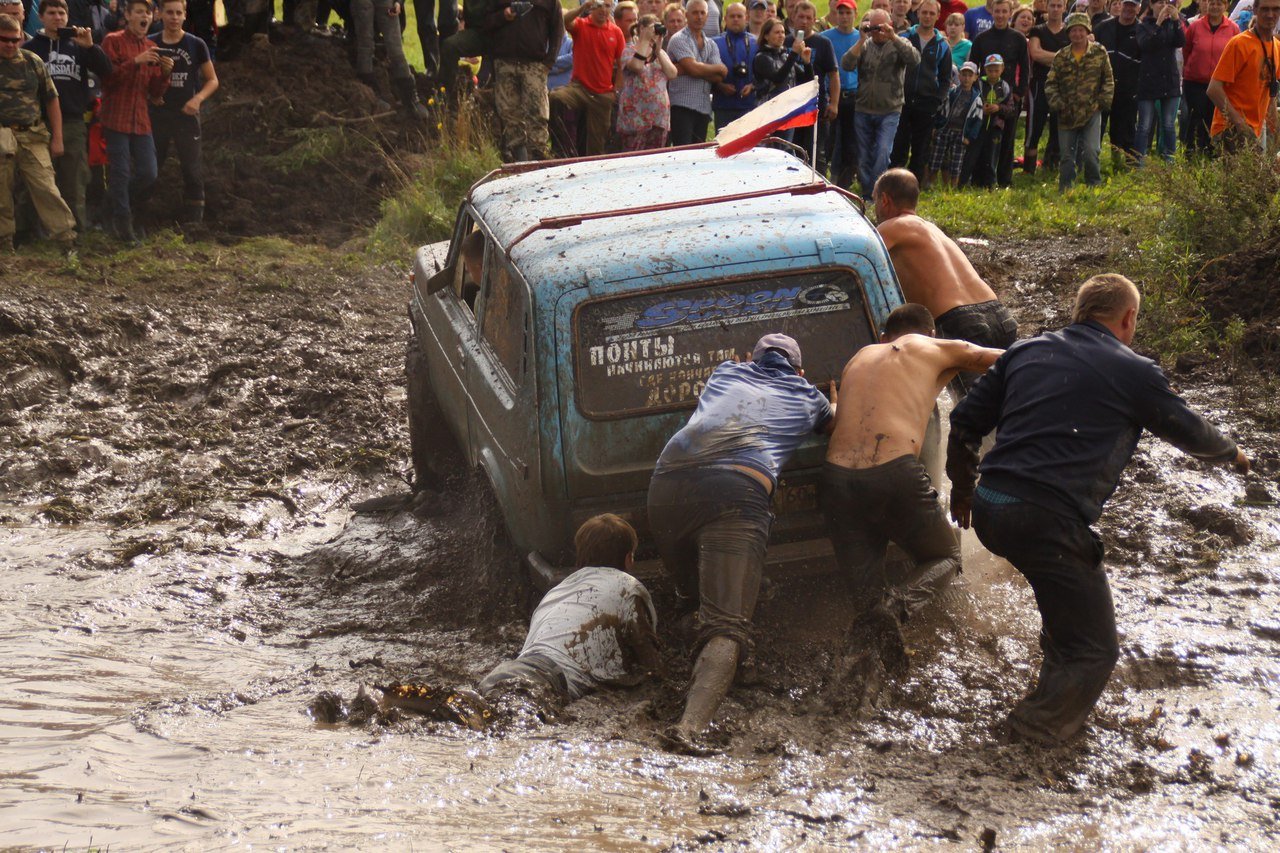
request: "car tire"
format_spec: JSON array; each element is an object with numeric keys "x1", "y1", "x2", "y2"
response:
[{"x1": 406, "y1": 331, "x2": 462, "y2": 491}]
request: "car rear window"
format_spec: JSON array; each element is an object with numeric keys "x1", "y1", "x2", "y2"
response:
[{"x1": 573, "y1": 269, "x2": 876, "y2": 419}]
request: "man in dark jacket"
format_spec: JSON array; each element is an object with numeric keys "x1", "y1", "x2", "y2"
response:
[
  {"x1": 486, "y1": 0, "x2": 564, "y2": 161},
  {"x1": 25, "y1": 0, "x2": 110, "y2": 229},
  {"x1": 1094, "y1": 0, "x2": 1142, "y2": 163},
  {"x1": 969, "y1": 0, "x2": 1028, "y2": 185},
  {"x1": 890, "y1": 0, "x2": 951, "y2": 183},
  {"x1": 947, "y1": 274, "x2": 1250, "y2": 745}
]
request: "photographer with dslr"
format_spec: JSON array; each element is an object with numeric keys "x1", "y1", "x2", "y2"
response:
[
  {"x1": 711, "y1": 2, "x2": 756, "y2": 130},
  {"x1": 842, "y1": 8, "x2": 919, "y2": 195},
  {"x1": 25, "y1": 0, "x2": 110, "y2": 231},
  {"x1": 617, "y1": 14, "x2": 676, "y2": 149},
  {"x1": 485, "y1": 0, "x2": 564, "y2": 162}
]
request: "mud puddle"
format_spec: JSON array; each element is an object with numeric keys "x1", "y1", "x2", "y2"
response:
[{"x1": 4, "y1": 235, "x2": 1280, "y2": 848}]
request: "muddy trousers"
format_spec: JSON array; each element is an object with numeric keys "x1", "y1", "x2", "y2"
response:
[
  {"x1": 0, "y1": 125, "x2": 77, "y2": 243},
  {"x1": 935, "y1": 299, "x2": 1019, "y2": 401},
  {"x1": 104, "y1": 129, "x2": 157, "y2": 220},
  {"x1": 150, "y1": 110, "x2": 205, "y2": 208},
  {"x1": 648, "y1": 467, "x2": 772, "y2": 655},
  {"x1": 819, "y1": 457, "x2": 960, "y2": 618},
  {"x1": 549, "y1": 81, "x2": 615, "y2": 156},
  {"x1": 972, "y1": 490, "x2": 1119, "y2": 744},
  {"x1": 493, "y1": 59, "x2": 550, "y2": 160}
]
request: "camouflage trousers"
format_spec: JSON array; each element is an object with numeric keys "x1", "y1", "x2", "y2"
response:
[
  {"x1": 493, "y1": 59, "x2": 549, "y2": 161},
  {"x1": 0, "y1": 125, "x2": 76, "y2": 243}
]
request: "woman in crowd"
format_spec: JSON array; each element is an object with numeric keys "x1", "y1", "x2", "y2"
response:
[
  {"x1": 1133, "y1": 0, "x2": 1185, "y2": 164},
  {"x1": 1181, "y1": 0, "x2": 1238, "y2": 154},
  {"x1": 752, "y1": 17, "x2": 807, "y2": 139},
  {"x1": 617, "y1": 16, "x2": 679, "y2": 151},
  {"x1": 944, "y1": 10, "x2": 972, "y2": 67},
  {"x1": 1012, "y1": 3, "x2": 1037, "y2": 34},
  {"x1": 1026, "y1": 0, "x2": 1070, "y2": 172}
]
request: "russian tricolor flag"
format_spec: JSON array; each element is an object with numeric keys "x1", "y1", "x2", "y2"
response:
[{"x1": 714, "y1": 79, "x2": 820, "y2": 159}]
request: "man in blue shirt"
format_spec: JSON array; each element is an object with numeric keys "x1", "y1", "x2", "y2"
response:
[
  {"x1": 948, "y1": 274, "x2": 1249, "y2": 745},
  {"x1": 965, "y1": 0, "x2": 995, "y2": 38},
  {"x1": 711, "y1": 1, "x2": 756, "y2": 130},
  {"x1": 818, "y1": 0, "x2": 860, "y2": 188},
  {"x1": 649, "y1": 332, "x2": 834, "y2": 750}
]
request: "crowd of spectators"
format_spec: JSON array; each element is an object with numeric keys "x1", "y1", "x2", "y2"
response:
[{"x1": 4, "y1": 0, "x2": 1279, "y2": 253}]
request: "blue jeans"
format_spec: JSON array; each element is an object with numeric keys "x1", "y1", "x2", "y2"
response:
[
  {"x1": 1134, "y1": 96, "x2": 1180, "y2": 164},
  {"x1": 1058, "y1": 111, "x2": 1103, "y2": 191},
  {"x1": 104, "y1": 130, "x2": 157, "y2": 219},
  {"x1": 855, "y1": 110, "x2": 901, "y2": 196}
]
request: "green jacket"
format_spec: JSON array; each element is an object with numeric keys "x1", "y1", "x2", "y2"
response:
[{"x1": 1044, "y1": 42, "x2": 1114, "y2": 131}]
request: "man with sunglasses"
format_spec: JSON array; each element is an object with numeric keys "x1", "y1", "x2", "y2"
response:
[
  {"x1": 0, "y1": 10, "x2": 77, "y2": 255},
  {"x1": 1208, "y1": 0, "x2": 1280, "y2": 149}
]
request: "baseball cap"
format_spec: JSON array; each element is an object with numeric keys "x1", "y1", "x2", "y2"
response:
[
  {"x1": 1064, "y1": 11, "x2": 1092, "y2": 31},
  {"x1": 833, "y1": 0, "x2": 857, "y2": 8},
  {"x1": 1121, "y1": 0, "x2": 1140, "y2": 4},
  {"x1": 748, "y1": 0, "x2": 769, "y2": 8},
  {"x1": 984, "y1": 53, "x2": 1005, "y2": 66},
  {"x1": 752, "y1": 333, "x2": 803, "y2": 369},
  {"x1": 960, "y1": 61, "x2": 979, "y2": 74}
]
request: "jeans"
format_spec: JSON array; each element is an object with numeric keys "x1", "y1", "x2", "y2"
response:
[
  {"x1": 820, "y1": 457, "x2": 961, "y2": 618},
  {"x1": 353, "y1": 0, "x2": 413, "y2": 80},
  {"x1": 648, "y1": 467, "x2": 773, "y2": 655},
  {"x1": 972, "y1": 491, "x2": 1119, "y2": 744},
  {"x1": 855, "y1": 110, "x2": 900, "y2": 196},
  {"x1": 104, "y1": 129, "x2": 157, "y2": 220},
  {"x1": 1135, "y1": 96, "x2": 1180, "y2": 164},
  {"x1": 935, "y1": 300, "x2": 1019, "y2": 398},
  {"x1": 1057, "y1": 111, "x2": 1103, "y2": 191},
  {"x1": 670, "y1": 105, "x2": 712, "y2": 146}
]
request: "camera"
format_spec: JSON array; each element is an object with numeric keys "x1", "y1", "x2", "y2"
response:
[
  {"x1": 511, "y1": 0, "x2": 531, "y2": 13},
  {"x1": 733, "y1": 62, "x2": 749, "y2": 78},
  {"x1": 653, "y1": 22, "x2": 667, "y2": 35},
  {"x1": 57, "y1": 26, "x2": 76, "y2": 38}
]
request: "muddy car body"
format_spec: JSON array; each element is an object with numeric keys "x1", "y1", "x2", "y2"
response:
[{"x1": 408, "y1": 146, "x2": 904, "y2": 584}]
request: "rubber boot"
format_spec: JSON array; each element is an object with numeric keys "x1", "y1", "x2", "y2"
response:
[
  {"x1": 357, "y1": 72, "x2": 392, "y2": 112},
  {"x1": 1022, "y1": 147, "x2": 1037, "y2": 175},
  {"x1": 393, "y1": 76, "x2": 429, "y2": 121}
]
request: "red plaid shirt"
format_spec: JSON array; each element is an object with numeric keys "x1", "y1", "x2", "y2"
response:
[{"x1": 100, "y1": 29, "x2": 170, "y2": 135}]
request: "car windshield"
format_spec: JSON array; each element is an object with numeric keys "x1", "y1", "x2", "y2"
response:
[{"x1": 573, "y1": 269, "x2": 876, "y2": 419}]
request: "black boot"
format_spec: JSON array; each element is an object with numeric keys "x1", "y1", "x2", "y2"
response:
[
  {"x1": 357, "y1": 72, "x2": 391, "y2": 112},
  {"x1": 392, "y1": 76, "x2": 429, "y2": 121},
  {"x1": 112, "y1": 214, "x2": 138, "y2": 245}
]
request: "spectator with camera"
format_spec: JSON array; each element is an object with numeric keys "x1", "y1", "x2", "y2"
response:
[
  {"x1": 1132, "y1": 0, "x2": 1185, "y2": 164},
  {"x1": 891, "y1": 0, "x2": 951, "y2": 185},
  {"x1": 100, "y1": 0, "x2": 170, "y2": 242},
  {"x1": 147, "y1": 0, "x2": 216, "y2": 223},
  {"x1": 25, "y1": 0, "x2": 110, "y2": 231},
  {"x1": 753, "y1": 15, "x2": 803, "y2": 122},
  {"x1": 617, "y1": 13, "x2": 675, "y2": 149},
  {"x1": 486, "y1": 0, "x2": 564, "y2": 162},
  {"x1": 1207, "y1": 0, "x2": 1280, "y2": 150},
  {"x1": 551, "y1": 0, "x2": 625, "y2": 156},
  {"x1": 843, "y1": 8, "x2": 919, "y2": 195},
  {"x1": 711, "y1": 2, "x2": 755, "y2": 130},
  {"x1": 666, "y1": 0, "x2": 725, "y2": 144},
  {"x1": 787, "y1": 1, "x2": 838, "y2": 171}
]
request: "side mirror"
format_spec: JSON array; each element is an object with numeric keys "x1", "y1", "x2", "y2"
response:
[{"x1": 424, "y1": 262, "x2": 456, "y2": 296}]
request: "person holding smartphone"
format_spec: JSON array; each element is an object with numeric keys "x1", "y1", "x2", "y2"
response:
[
  {"x1": 147, "y1": 0, "x2": 216, "y2": 225},
  {"x1": 24, "y1": 0, "x2": 111, "y2": 231}
]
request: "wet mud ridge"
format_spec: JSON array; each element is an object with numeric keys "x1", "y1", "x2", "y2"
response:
[{"x1": 3, "y1": 235, "x2": 1280, "y2": 848}]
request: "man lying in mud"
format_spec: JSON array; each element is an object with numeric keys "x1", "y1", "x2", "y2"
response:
[
  {"x1": 326, "y1": 514, "x2": 662, "y2": 728},
  {"x1": 947, "y1": 274, "x2": 1251, "y2": 745},
  {"x1": 648, "y1": 333, "x2": 835, "y2": 752},
  {"x1": 873, "y1": 168, "x2": 1018, "y2": 397},
  {"x1": 820, "y1": 304, "x2": 1003, "y2": 706}
]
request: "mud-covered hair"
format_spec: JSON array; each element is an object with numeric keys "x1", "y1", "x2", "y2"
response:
[
  {"x1": 883, "y1": 303, "x2": 935, "y2": 339},
  {"x1": 574, "y1": 513, "x2": 638, "y2": 570},
  {"x1": 1072, "y1": 274, "x2": 1140, "y2": 325},
  {"x1": 873, "y1": 168, "x2": 920, "y2": 210}
]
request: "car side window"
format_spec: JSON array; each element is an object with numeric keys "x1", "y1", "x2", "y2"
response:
[
  {"x1": 478, "y1": 248, "x2": 528, "y2": 385},
  {"x1": 453, "y1": 218, "x2": 485, "y2": 315}
]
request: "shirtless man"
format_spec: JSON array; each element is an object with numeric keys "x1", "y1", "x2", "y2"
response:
[
  {"x1": 821, "y1": 303, "x2": 1002, "y2": 628},
  {"x1": 873, "y1": 168, "x2": 1017, "y2": 397}
]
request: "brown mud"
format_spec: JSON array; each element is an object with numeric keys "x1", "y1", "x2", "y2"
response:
[{"x1": 4, "y1": 222, "x2": 1280, "y2": 843}]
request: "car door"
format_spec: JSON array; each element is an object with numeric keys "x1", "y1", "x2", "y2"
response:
[{"x1": 464, "y1": 241, "x2": 540, "y2": 548}]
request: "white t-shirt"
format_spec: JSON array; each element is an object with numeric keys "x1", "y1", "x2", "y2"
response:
[{"x1": 519, "y1": 566, "x2": 658, "y2": 699}]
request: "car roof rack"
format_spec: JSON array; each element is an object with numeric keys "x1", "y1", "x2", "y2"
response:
[
  {"x1": 503, "y1": 181, "x2": 864, "y2": 257},
  {"x1": 467, "y1": 142, "x2": 717, "y2": 198}
]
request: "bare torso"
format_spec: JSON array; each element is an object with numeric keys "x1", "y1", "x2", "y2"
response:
[
  {"x1": 877, "y1": 214, "x2": 998, "y2": 318},
  {"x1": 825, "y1": 335, "x2": 1003, "y2": 470}
]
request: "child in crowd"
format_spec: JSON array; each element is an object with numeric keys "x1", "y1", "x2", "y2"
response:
[
  {"x1": 930, "y1": 60, "x2": 983, "y2": 187},
  {"x1": 944, "y1": 11, "x2": 971, "y2": 68},
  {"x1": 961, "y1": 53, "x2": 1014, "y2": 188}
]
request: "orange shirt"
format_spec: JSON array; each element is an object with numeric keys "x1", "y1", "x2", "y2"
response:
[{"x1": 1210, "y1": 29, "x2": 1280, "y2": 137}]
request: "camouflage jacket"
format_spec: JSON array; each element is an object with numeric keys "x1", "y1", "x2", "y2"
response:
[
  {"x1": 1044, "y1": 42, "x2": 1114, "y2": 130},
  {"x1": 0, "y1": 49, "x2": 56, "y2": 129}
]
